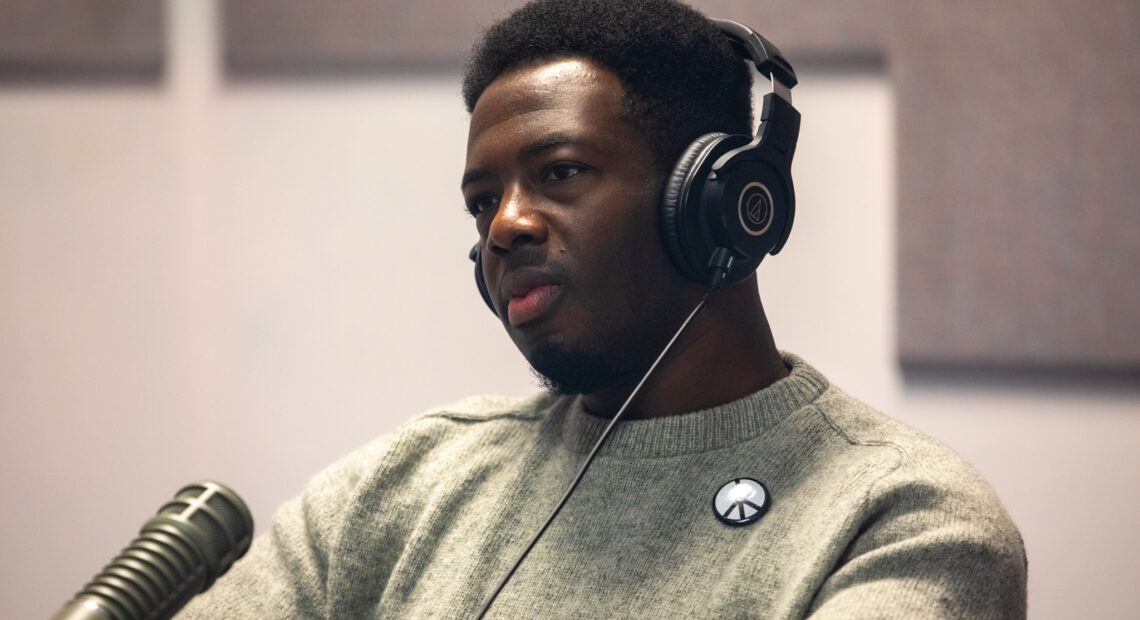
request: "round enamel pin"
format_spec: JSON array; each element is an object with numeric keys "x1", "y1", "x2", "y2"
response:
[{"x1": 713, "y1": 478, "x2": 770, "y2": 526}]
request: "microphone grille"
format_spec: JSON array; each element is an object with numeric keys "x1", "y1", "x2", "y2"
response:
[
  {"x1": 156, "y1": 481, "x2": 253, "y2": 574},
  {"x1": 158, "y1": 480, "x2": 249, "y2": 569}
]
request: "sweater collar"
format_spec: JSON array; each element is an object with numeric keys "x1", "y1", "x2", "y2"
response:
[{"x1": 558, "y1": 353, "x2": 828, "y2": 457}]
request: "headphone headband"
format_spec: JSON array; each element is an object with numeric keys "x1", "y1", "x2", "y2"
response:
[{"x1": 712, "y1": 19, "x2": 798, "y2": 95}]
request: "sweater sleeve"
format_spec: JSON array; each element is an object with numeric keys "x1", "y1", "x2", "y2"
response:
[
  {"x1": 806, "y1": 472, "x2": 1028, "y2": 619},
  {"x1": 175, "y1": 434, "x2": 396, "y2": 619}
]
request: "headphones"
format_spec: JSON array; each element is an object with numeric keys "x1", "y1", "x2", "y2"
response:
[{"x1": 469, "y1": 19, "x2": 799, "y2": 315}]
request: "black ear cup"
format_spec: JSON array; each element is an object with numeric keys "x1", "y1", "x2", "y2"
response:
[
  {"x1": 469, "y1": 243, "x2": 498, "y2": 316},
  {"x1": 661, "y1": 132, "x2": 736, "y2": 282},
  {"x1": 661, "y1": 133, "x2": 756, "y2": 282},
  {"x1": 659, "y1": 126, "x2": 796, "y2": 283},
  {"x1": 718, "y1": 136, "x2": 796, "y2": 261}
]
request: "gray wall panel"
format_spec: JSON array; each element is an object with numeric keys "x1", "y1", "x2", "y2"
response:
[{"x1": 0, "y1": 0, "x2": 162, "y2": 80}]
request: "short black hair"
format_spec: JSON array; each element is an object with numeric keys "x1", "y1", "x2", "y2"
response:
[{"x1": 461, "y1": 0, "x2": 753, "y2": 174}]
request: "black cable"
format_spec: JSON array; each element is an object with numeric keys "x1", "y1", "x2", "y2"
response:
[{"x1": 475, "y1": 251, "x2": 735, "y2": 618}]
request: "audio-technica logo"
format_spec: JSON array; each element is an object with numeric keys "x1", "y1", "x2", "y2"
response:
[{"x1": 738, "y1": 182, "x2": 774, "y2": 236}]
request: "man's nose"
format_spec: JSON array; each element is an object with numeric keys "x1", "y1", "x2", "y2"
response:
[{"x1": 487, "y1": 186, "x2": 548, "y2": 256}]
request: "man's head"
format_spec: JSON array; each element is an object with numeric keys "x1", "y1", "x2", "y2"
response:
[
  {"x1": 460, "y1": 0, "x2": 759, "y2": 399},
  {"x1": 462, "y1": 0, "x2": 753, "y2": 176}
]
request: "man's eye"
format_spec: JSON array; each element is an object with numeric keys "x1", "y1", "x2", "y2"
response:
[
  {"x1": 544, "y1": 163, "x2": 585, "y2": 182},
  {"x1": 465, "y1": 195, "x2": 499, "y2": 217}
]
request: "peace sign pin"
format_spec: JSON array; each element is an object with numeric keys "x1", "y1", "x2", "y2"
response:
[{"x1": 713, "y1": 478, "x2": 770, "y2": 526}]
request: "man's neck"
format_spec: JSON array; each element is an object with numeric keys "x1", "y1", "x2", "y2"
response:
[{"x1": 581, "y1": 284, "x2": 787, "y2": 420}]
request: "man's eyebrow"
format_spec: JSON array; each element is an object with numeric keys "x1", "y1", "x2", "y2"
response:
[
  {"x1": 461, "y1": 168, "x2": 491, "y2": 191},
  {"x1": 519, "y1": 132, "x2": 589, "y2": 159},
  {"x1": 461, "y1": 132, "x2": 590, "y2": 191}
]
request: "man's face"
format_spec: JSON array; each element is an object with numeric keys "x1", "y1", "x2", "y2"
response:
[{"x1": 462, "y1": 57, "x2": 697, "y2": 395}]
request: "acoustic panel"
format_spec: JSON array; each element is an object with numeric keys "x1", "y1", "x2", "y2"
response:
[
  {"x1": 0, "y1": 0, "x2": 163, "y2": 81},
  {"x1": 223, "y1": 0, "x2": 526, "y2": 75},
  {"x1": 888, "y1": 3, "x2": 1139, "y2": 371}
]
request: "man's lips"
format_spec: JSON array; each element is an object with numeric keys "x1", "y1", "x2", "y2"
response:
[
  {"x1": 494, "y1": 260, "x2": 565, "y2": 327},
  {"x1": 506, "y1": 283, "x2": 563, "y2": 327}
]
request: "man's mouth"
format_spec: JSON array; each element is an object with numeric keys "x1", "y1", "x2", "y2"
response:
[{"x1": 507, "y1": 284, "x2": 563, "y2": 326}]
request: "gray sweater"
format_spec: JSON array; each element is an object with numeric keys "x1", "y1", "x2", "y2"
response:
[{"x1": 179, "y1": 354, "x2": 1027, "y2": 618}]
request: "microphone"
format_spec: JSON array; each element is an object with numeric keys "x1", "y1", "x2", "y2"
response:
[{"x1": 52, "y1": 480, "x2": 254, "y2": 620}]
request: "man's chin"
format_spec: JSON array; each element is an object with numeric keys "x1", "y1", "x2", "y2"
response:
[{"x1": 526, "y1": 343, "x2": 617, "y2": 395}]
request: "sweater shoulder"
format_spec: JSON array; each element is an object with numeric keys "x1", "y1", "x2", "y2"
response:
[
  {"x1": 811, "y1": 385, "x2": 968, "y2": 470},
  {"x1": 420, "y1": 391, "x2": 558, "y2": 423},
  {"x1": 805, "y1": 384, "x2": 1021, "y2": 532},
  {"x1": 807, "y1": 384, "x2": 1024, "y2": 548},
  {"x1": 328, "y1": 391, "x2": 559, "y2": 480},
  {"x1": 802, "y1": 386, "x2": 1027, "y2": 613},
  {"x1": 296, "y1": 392, "x2": 558, "y2": 504}
]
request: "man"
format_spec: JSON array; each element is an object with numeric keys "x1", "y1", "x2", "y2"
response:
[{"x1": 181, "y1": 0, "x2": 1026, "y2": 617}]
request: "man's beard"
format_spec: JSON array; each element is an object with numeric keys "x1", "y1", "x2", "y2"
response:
[
  {"x1": 517, "y1": 278, "x2": 682, "y2": 397},
  {"x1": 527, "y1": 342, "x2": 620, "y2": 395},
  {"x1": 525, "y1": 324, "x2": 666, "y2": 396}
]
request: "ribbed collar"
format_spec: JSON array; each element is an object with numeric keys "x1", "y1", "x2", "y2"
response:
[{"x1": 558, "y1": 353, "x2": 829, "y2": 458}]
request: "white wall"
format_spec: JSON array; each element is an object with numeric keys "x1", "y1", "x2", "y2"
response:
[{"x1": 2, "y1": 2, "x2": 1137, "y2": 618}]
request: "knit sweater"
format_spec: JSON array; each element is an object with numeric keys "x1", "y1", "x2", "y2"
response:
[{"x1": 178, "y1": 354, "x2": 1027, "y2": 619}]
